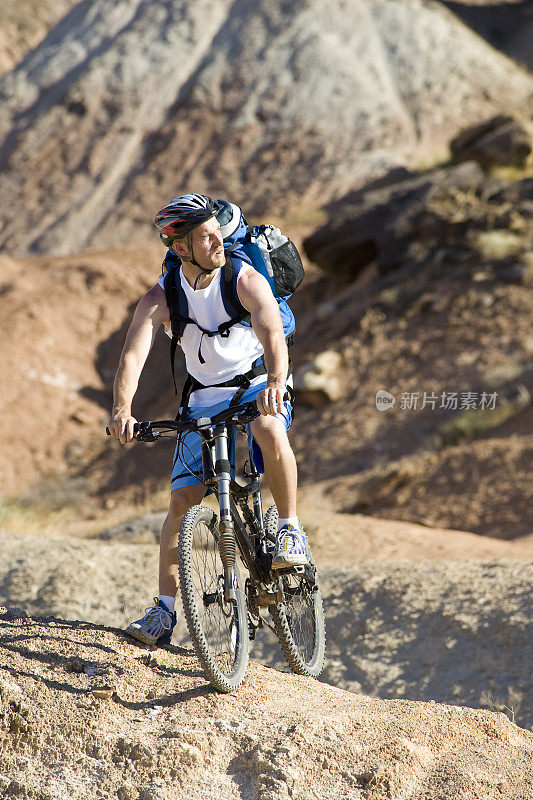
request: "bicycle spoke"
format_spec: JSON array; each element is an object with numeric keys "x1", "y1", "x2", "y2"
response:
[
  {"x1": 189, "y1": 522, "x2": 236, "y2": 670},
  {"x1": 179, "y1": 506, "x2": 248, "y2": 692},
  {"x1": 282, "y1": 576, "x2": 316, "y2": 658}
]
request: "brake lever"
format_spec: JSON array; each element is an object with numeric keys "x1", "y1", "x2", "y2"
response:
[
  {"x1": 135, "y1": 422, "x2": 155, "y2": 441},
  {"x1": 136, "y1": 432, "x2": 157, "y2": 442}
]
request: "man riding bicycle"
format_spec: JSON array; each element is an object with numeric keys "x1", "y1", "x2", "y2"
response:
[{"x1": 107, "y1": 193, "x2": 308, "y2": 647}]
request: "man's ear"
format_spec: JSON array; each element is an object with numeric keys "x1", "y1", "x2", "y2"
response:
[{"x1": 171, "y1": 239, "x2": 190, "y2": 261}]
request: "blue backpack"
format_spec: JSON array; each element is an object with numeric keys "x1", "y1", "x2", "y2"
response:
[{"x1": 162, "y1": 205, "x2": 304, "y2": 406}]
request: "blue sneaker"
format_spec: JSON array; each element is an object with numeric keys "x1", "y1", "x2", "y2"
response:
[
  {"x1": 271, "y1": 523, "x2": 309, "y2": 569},
  {"x1": 125, "y1": 597, "x2": 176, "y2": 646}
]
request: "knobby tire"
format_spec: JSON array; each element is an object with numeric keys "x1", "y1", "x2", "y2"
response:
[
  {"x1": 178, "y1": 504, "x2": 249, "y2": 692},
  {"x1": 265, "y1": 505, "x2": 326, "y2": 678}
]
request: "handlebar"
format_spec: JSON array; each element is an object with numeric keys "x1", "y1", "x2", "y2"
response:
[{"x1": 106, "y1": 399, "x2": 263, "y2": 440}]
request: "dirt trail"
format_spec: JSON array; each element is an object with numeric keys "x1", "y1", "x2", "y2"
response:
[
  {"x1": 1, "y1": 609, "x2": 532, "y2": 800},
  {"x1": 1, "y1": 511, "x2": 531, "y2": 730},
  {"x1": 295, "y1": 485, "x2": 533, "y2": 564}
]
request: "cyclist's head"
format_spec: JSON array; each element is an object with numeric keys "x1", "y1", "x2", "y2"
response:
[{"x1": 154, "y1": 194, "x2": 222, "y2": 248}]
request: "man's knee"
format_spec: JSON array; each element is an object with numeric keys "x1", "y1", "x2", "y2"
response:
[
  {"x1": 251, "y1": 415, "x2": 289, "y2": 455},
  {"x1": 168, "y1": 485, "x2": 205, "y2": 520}
]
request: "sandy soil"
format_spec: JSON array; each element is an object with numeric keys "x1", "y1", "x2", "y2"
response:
[
  {"x1": 1, "y1": 607, "x2": 532, "y2": 800},
  {"x1": 1, "y1": 502, "x2": 531, "y2": 728}
]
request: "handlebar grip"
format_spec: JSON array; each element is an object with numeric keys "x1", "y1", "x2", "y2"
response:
[{"x1": 105, "y1": 423, "x2": 140, "y2": 436}]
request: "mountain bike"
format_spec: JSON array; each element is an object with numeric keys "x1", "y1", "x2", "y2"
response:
[{"x1": 132, "y1": 399, "x2": 326, "y2": 692}]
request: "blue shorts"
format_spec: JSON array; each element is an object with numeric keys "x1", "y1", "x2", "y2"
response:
[{"x1": 171, "y1": 382, "x2": 293, "y2": 494}]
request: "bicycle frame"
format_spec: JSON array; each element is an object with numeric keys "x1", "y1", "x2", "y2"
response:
[
  {"x1": 127, "y1": 401, "x2": 292, "y2": 608},
  {"x1": 124, "y1": 403, "x2": 326, "y2": 689},
  {"x1": 195, "y1": 420, "x2": 273, "y2": 604}
]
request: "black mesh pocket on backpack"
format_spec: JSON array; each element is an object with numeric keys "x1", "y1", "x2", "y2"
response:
[{"x1": 270, "y1": 239, "x2": 305, "y2": 297}]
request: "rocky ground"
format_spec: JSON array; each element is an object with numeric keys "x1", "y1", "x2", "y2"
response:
[
  {"x1": 1, "y1": 475, "x2": 532, "y2": 798},
  {"x1": 1, "y1": 594, "x2": 532, "y2": 800},
  {"x1": 1, "y1": 501, "x2": 531, "y2": 729}
]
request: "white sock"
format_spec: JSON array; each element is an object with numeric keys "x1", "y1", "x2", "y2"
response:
[
  {"x1": 277, "y1": 516, "x2": 299, "y2": 531},
  {"x1": 158, "y1": 595, "x2": 175, "y2": 613}
]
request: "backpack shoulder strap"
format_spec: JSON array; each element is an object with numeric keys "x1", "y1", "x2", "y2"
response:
[
  {"x1": 163, "y1": 265, "x2": 196, "y2": 394},
  {"x1": 163, "y1": 263, "x2": 189, "y2": 336},
  {"x1": 220, "y1": 256, "x2": 250, "y2": 325}
]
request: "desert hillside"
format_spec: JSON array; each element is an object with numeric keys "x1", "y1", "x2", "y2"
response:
[
  {"x1": 0, "y1": 3, "x2": 532, "y2": 798},
  {"x1": 0, "y1": 0, "x2": 78, "y2": 76},
  {"x1": 0, "y1": 0, "x2": 531, "y2": 255},
  {"x1": 0, "y1": 244, "x2": 164, "y2": 498},
  {"x1": 2, "y1": 142, "x2": 531, "y2": 537}
]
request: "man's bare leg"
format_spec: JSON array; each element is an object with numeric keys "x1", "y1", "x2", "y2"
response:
[
  {"x1": 126, "y1": 483, "x2": 204, "y2": 645},
  {"x1": 159, "y1": 484, "x2": 206, "y2": 596},
  {"x1": 249, "y1": 415, "x2": 297, "y2": 518},
  {"x1": 250, "y1": 414, "x2": 308, "y2": 568}
]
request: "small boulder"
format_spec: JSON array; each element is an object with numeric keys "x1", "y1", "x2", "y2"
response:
[
  {"x1": 488, "y1": 177, "x2": 533, "y2": 204},
  {"x1": 450, "y1": 115, "x2": 531, "y2": 170},
  {"x1": 2, "y1": 607, "x2": 28, "y2": 621},
  {"x1": 294, "y1": 351, "x2": 344, "y2": 408}
]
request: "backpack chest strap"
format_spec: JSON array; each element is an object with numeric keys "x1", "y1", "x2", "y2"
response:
[{"x1": 178, "y1": 357, "x2": 293, "y2": 420}]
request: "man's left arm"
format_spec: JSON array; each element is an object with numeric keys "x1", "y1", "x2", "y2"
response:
[{"x1": 236, "y1": 269, "x2": 289, "y2": 416}]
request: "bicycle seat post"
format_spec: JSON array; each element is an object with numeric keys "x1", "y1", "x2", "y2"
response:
[{"x1": 213, "y1": 422, "x2": 237, "y2": 603}]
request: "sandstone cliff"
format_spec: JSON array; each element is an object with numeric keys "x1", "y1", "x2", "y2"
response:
[{"x1": 0, "y1": 0, "x2": 531, "y2": 256}]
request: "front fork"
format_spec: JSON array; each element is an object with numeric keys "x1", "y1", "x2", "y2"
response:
[{"x1": 213, "y1": 424, "x2": 237, "y2": 603}]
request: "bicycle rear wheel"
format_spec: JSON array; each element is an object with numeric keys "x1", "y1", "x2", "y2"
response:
[
  {"x1": 178, "y1": 504, "x2": 249, "y2": 692},
  {"x1": 265, "y1": 505, "x2": 326, "y2": 678}
]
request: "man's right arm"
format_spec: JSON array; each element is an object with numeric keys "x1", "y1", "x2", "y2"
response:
[{"x1": 108, "y1": 284, "x2": 169, "y2": 444}]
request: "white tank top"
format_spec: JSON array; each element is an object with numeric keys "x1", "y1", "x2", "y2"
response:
[{"x1": 158, "y1": 265, "x2": 266, "y2": 407}]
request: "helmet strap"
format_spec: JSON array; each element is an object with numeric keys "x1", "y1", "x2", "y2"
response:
[
  {"x1": 193, "y1": 267, "x2": 215, "y2": 290},
  {"x1": 188, "y1": 238, "x2": 216, "y2": 289},
  {"x1": 189, "y1": 237, "x2": 199, "y2": 267}
]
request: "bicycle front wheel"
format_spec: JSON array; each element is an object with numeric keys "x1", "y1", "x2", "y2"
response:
[
  {"x1": 178, "y1": 504, "x2": 249, "y2": 692},
  {"x1": 265, "y1": 505, "x2": 326, "y2": 678}
]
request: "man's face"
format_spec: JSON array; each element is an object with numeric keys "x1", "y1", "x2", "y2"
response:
[{"x1": 173, "y1": 216, "x2": 225, "y2": 270}]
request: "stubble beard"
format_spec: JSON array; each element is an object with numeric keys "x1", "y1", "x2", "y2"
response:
[{"x1": 207, "y1": 247, "x2": 226, "y2": 270}]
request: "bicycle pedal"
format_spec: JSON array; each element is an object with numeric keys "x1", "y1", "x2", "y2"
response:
[{"x1": 275, "y1": 565, "x2": 306, "y2": 575}]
